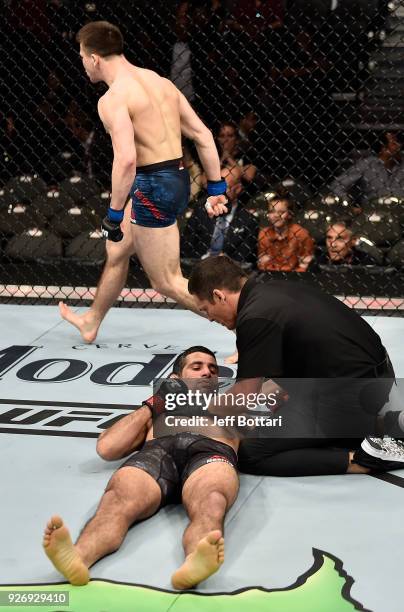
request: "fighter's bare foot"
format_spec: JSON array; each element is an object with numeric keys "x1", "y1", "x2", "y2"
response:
[
  {"x1": 171, "y1": 530, "x2": 224, "y2": 590},
  {"x1": 225, "y1": 350, "x2": 238, "y2": 365},
  {"x1": 59, "y1": 302, "x2": 100, "y2": 343},
  {"x1": 43, "y1": 515, "x2": 89, "y2": 586}
]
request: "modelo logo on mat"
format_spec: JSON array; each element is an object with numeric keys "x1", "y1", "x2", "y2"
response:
[
  {"x1": 0, "y1": 345, "x2": 233, "y2": 386},
  {"x1": 0, "y1": 345, "x2": 234, "y2": 438}
]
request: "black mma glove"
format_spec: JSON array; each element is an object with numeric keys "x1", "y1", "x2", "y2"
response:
[
  {"x1": 142, "y1": 378, "x2": 189, "y2": 418},
  {"x1": 101, "y1": 207, "x2": 124, "y2": 242}
]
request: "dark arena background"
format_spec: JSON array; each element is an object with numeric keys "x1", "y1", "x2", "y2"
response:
[
  {"x1": 0, "y1": 0, "x2": 404, "y2": 310},
  {"x1": 2, "y1": 3, "x2": 404, "y2": 612}
]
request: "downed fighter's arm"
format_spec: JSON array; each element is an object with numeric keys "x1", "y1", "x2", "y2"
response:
[
  {"x1": 98, "y1": 93, "x2": 137, "y2": 212},
  {"x1": 96, "y1": 405, "x2": 152, "y2": 461}
]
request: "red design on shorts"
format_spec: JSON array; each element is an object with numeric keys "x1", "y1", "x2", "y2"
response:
[{"x1": 135, "y1": 189, "x2": 166, "y2": 220}]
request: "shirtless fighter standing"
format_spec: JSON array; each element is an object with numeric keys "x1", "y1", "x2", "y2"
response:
[{"x1": 58, "y1": 21, "x2": 228, "y2": 342}]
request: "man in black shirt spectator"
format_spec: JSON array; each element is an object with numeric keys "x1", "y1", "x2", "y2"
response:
[
  {"x1": 181, "y1": 165, "x2": 258, "y2": 266},
  {"x1": 188, "y1": 256, "x2": 404, "y2": 475},
  {"x1": 312, "y1": 219, "x2": 379, "y2": 269}
]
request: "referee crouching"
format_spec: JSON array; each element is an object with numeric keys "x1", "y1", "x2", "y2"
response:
[{"x1": 188, "y1": 256, "x2": 404, "y2": 475}]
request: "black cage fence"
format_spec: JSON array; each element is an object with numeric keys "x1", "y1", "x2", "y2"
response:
[{"x1": 1, "y1": 0, "x2": 404, "y2": 311}]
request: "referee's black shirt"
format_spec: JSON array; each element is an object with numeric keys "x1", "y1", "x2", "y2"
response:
[{"x1": 236, "y1": 277, "x2": 386, "y2": 380}]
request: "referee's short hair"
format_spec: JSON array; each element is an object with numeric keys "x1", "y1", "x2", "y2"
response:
[{"x1": 188, "y1": 256, "x2": 248, "y2": 302}]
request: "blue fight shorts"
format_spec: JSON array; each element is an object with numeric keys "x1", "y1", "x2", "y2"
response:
[{"x1": 130, "y1": 158, "x2": 190, "y2": 228}]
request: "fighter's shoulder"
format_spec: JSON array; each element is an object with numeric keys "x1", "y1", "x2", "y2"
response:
[
  {"x1": 136, "y1": 66, "x2": 171, "y2": 82},
  {"x1": 137, "y1": 68, "x2": 178, "y2": 92},
  {"x1": 98, "y1": 88, "x2": 123, "y2": 109},
  {"x1": 98, "y1": 87, "x2": 128, "y2": 116}
]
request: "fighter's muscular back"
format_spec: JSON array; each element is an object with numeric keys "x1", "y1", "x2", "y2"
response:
[{"x1": 99, "y1": 66, "x2": 182, "y2": 167}]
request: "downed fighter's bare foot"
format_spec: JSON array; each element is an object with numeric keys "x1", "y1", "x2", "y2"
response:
[
  {"x1": 43, "y1": 515, "x2": 89, "y2": 586},
  {"x1": 225, "y1": 350, "x2": 238, "y2": 365},
  {"x1": 171, "y1": 530, "x2": 224, "y2": 590},
  {"x1": 59, "y1": 302, "x2": 100, "y2": 343}
]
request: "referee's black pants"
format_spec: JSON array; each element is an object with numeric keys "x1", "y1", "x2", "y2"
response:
[
  {"x1": 238, "y1": 438, "x2": 356, "y2": 476},
  {"x1": 238, "y1": 356, "x2": 396, "y2": 477}
]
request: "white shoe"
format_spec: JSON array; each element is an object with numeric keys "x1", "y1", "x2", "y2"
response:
[{"x1": 361, "y1": 437, "x2": 404, "y2": 462}]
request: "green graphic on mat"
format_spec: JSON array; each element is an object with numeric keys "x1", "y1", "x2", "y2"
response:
[{"x1": 0, "y1": 549, "x2": 368, "y2": 612}]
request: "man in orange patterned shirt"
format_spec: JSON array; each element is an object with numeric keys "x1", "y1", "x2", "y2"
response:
[{"x1": 257, "y1": 193, "x2": 314, "y2": 272}]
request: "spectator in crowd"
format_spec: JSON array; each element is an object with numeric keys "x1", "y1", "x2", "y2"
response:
[
  {"x1": 329, "y1": 132, "x2": 404, "y2": 203},
  {"x1": 170, "y1": 15, "x2": 194, "y2": 102},
  {"x1": 181, "y1": 165, "x2": 258, "y2": 266},
  {"x1": 238, "y1": 110, "x2": 258, "y2": 145},
  {"x1": 257, "y1": 192, "x2": 314, "y2": 272},
  {"x1": 217, "y1": 121, "x2": 257, "y2": 185},
  {"x1": 312, "y1": 219, "x2": 379, "y2": 268}
]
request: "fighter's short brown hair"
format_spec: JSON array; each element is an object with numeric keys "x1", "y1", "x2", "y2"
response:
[
  {"x1": 188, "y1": 256, "x2": 248, "y2": 303},
  {"x1": 76, "y1": 21, "x2": 123, "y2": 57}
]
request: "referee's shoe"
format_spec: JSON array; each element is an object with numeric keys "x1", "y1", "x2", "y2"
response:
[{"x1": 353, "y1": 437, "x2": 404, "y2": 471}]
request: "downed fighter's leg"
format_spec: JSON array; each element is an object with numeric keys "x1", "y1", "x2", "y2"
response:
[
  {"x1": 43, "y1": 467, "x2": 161, "y2": 584},
  {"x1": 172, "y1": 461, "x2": 239, "y2": 589}
]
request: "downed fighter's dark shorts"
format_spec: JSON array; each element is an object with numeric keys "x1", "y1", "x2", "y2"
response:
[
  {"x1": 130, "y1": 158, "x2": 190, "y2": 228},
  {"x1": 120, "y1": 433, "x2": 238, "y2": 507}
]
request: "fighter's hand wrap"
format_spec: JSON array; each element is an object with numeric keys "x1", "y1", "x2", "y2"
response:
[
  {"x1": 206, "y1": 179, "x2": 231, "y2": 216},
  {"x1": 207, "y1": 179, "x2": 227, "y2": 197},
  {"x1": 101, "y1": 207, "x2": 124, "y2": 242},
  {"x1": 142, "y1": 378, "x2": 189, "y2": 418}
]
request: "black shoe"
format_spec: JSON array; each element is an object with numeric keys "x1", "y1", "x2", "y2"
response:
[{"x1": 353, "y1": 437, "x2": 404, "y2": 472}]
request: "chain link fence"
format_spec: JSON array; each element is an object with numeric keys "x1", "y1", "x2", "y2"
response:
[{"x1": 1, "y1": 0, "x2": 404, "y2": 311}]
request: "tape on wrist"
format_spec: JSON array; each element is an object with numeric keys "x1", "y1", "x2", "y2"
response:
[
  {"x1": 207, "y1": 179, "x2": 227, "y2": 197},
  {"x1": 108, "y1": 207, "x2": 124, "y2": 223}
]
